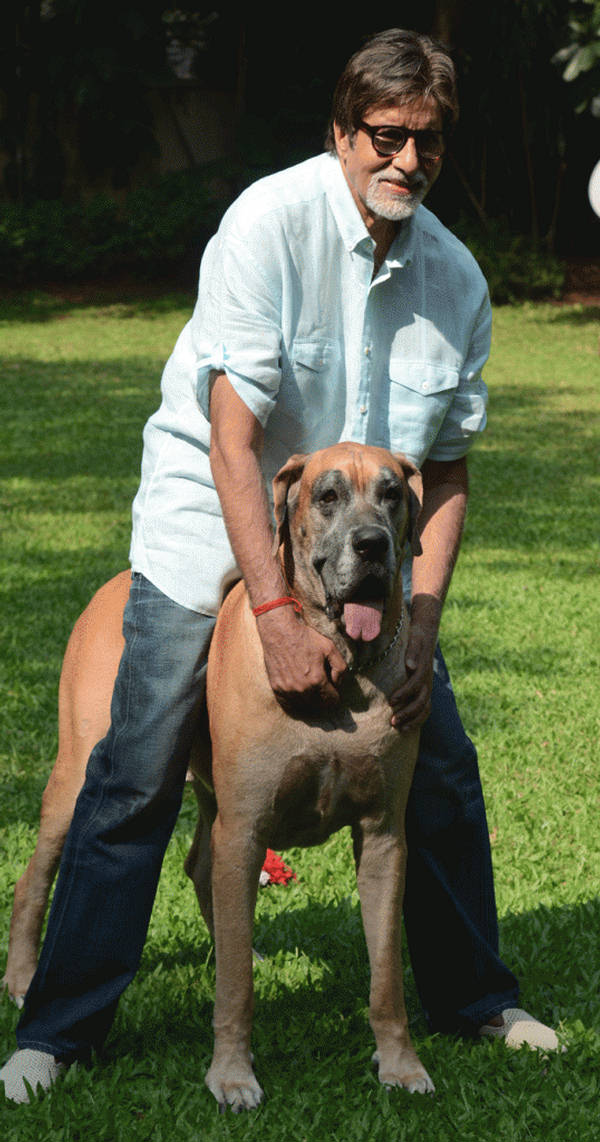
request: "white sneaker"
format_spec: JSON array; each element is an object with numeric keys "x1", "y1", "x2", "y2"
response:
[
  {"x1": 479, "y1": 1008, "x2": 565, "y2": 1052},
  {"x1": 0, "y1": 1048, "x2": 67, "y2": 1103}
]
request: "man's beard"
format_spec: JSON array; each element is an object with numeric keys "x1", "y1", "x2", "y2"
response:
[{"x1": 365, "y1": 171, "x2": 429, "y2": 221}]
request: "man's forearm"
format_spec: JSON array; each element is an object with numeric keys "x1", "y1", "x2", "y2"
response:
[
  {"x1": 383, "y1": 455, "x2": 469, "y2": 730},
  {"x1": 208, "y1": 371, "x2": 346, "y2": 706},
  {"x1": 410, "y1": 456, "x2": 469, "y2": 639},
  {"x1": 208, "y1": 374, "x2": 287, "y2": 609}
]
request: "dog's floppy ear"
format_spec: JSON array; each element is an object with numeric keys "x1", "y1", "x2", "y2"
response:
[
  {"x1": 271, "y1": 453, "x2": 308, "y2": 554},
  {"x1": 394, "y1": 453, "x2": 423, "y2": 557}
]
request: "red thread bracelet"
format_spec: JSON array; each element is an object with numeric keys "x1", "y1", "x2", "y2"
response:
[{"x1": 252, "y1": 596, "x2": 303, "y2": 617}]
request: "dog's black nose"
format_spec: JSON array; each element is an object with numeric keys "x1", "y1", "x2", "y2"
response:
[{"x1": 351, "y1": 526, "x2": 389, "y2": 561}]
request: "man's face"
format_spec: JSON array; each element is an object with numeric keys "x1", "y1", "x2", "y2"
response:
[{"x1": 334, "y1": 97, "x2": 444, "y2": 230}]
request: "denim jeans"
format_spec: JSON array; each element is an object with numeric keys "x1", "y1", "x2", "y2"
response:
[
  {"x1": 17, "y1": 573, "x2": 216, "y2": 1061},
  {"x1": 404, "y1": 652, "x2": 519, "y2": 1033},
  {"x1": 17, "y1": 574, "x2": 517, "y2": 1061}
]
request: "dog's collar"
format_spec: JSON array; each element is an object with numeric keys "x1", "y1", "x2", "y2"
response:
[{"x1": 346, "y1": 612, "x2": 405, "y2": 674}]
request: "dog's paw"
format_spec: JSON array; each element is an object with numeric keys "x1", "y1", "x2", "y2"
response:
[
  {"x1": 1, "y1": 976, "x2": 26, "y2": 1009},
  {"x1": 205, "y1": 1061, "x2": 264, "y2": 1112},
  {"x1": 3, "y1": 959, "x2": 36, "y2": 1007},
  {"x1": 372, "y1": 1049, "x2": 435, "y2": 1095}
]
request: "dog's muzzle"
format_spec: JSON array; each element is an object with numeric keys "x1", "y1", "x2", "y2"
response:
[{"x1": 321, "y1": 524, "x2": 395, "y2": 644}]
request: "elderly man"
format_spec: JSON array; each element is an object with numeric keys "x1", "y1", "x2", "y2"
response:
[{"x1": 1, "y1": 27, "x2": 561, "y2": 1103}]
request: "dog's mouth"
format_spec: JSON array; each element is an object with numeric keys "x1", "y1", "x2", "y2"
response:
[{"x1": 334, "y1": 575, "x2": 387, "y2": 644}]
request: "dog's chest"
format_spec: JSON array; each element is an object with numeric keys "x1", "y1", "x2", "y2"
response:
[{"x1": 265, "y1": 686, "x2": 416, "y2": 848}]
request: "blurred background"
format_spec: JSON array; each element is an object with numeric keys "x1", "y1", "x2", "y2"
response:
[{"x1": 1, "y1": 1, "x2": 599, "y2": 301}]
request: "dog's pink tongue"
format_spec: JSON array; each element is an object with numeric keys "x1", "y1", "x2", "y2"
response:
[{"x1": 343, "y1": 600, "x2": 383, "y2": 642}]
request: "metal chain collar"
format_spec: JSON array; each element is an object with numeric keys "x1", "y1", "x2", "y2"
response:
[{"x1": 346, "y1": 612, "x2": 405, "y2": 674}]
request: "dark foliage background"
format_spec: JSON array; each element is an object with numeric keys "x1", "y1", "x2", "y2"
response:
[{"x1": 1, "y1": 2, "x2": 598, "y2": 294}]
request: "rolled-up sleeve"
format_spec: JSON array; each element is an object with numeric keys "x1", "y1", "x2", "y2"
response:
[
  {"x1": 427, "y1": 291, "x2": 491, "y2": 461},
  {"x1": 196, "y1": 224, "x2": 283, "y2": 424}
]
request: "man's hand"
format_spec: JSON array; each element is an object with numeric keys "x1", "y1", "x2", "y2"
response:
[
  {"x1": 389, "y1": 622, "x2": 437, "y2": 732},
  {"x1": 256, "y1": 607, "x2": 347, "y2": 712}
]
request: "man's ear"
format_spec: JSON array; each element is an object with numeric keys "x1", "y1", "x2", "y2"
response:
[
  {"x1": 394, "y1": 453, "x2": 423, "y2": 556},
  {"x1": 333, "y1": 120, "x2": 351, "y2": 160},
  {"x1": 271, "y1": 453, "x2": 308, "y2": 554}
]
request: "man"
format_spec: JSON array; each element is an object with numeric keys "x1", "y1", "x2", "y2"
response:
[{"x1": 1, "y1": 28, "x2": 561, "y2": 1103}]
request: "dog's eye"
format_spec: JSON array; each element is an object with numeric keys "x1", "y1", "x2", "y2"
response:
[
  {"x1": 320, "y1": 489, "x2": 338, "y2": 505},
  {"x1": 382, "y1": 485, "x2": 402, "y2": 504}
]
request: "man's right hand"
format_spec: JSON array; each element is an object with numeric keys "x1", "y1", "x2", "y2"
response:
[{"x1": 255, "y1": 607, "x2": 347, "y2": 711}]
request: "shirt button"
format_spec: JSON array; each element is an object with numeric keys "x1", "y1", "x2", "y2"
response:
[
  {"x1": 422, "y1": 382, "x2": 430, "y2": 391},
  {"x1": 364, "y1": 346, "x2": 371, "y2": 357},
  {"x1": 360, "y1": 405, "x2": 368, "y2": 415}
]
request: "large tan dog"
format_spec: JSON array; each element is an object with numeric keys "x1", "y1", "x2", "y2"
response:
[{"x1": 4, "y1": 441, "x2": 433, "y2": 1107}]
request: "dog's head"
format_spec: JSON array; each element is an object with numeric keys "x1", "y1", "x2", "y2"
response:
[{"x1": 272, "y1": 442, "x2": 422, "y2": 643}]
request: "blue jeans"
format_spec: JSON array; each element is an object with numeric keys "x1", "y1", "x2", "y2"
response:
[
  {"x1": 17, "y1": 574, "x2": 216, "y2": 1061},
  {"x1": 17, "y1": 575, "x2": 517, "y2": 1061},
  {"x1": 404, "y1": 653, "x2": 518, "y2": 1033}
]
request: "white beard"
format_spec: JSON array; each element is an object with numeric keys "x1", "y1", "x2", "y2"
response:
[{"x1": 365, "y1": 173, "x2": 428, "y2": 221}]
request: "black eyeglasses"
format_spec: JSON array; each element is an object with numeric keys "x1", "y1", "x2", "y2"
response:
[{"x1": 357, "y1": 122, "x2": 445, "y2": 163}]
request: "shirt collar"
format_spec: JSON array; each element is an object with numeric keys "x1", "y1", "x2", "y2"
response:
[
  {"x1": 322, "y1": 152, "x2": 417, "y2": 269},
  {"x1": 385, "y1": 217, "x2": 417, "y2": 268},
  {"x1": 322, "y1": 152, "x2": 370, "y2": 251}
]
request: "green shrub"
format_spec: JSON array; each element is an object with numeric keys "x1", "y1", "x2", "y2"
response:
[
  {"x1": 0, "y1": 179, "x2": 568, "y2": 300},
  {"x1": 454, "y1": 216, "x2": 566, "y2": 304},
  {"x1": 0, "y1": 196, "x2": 123, "y2": 281},
  {"x1": 0, "y1": 168, "x2": 234, "y2": 284},
  {"x1": 122, "y1": 169, "x2": 228, "y2": 270}
]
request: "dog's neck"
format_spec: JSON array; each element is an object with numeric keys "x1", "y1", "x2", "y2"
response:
[
  {"x1": 292, "y1": 578, "x2": 407, "y2": 676},
  {"x1": 345, "y1": 608, "x2": 406, "y2": 675}
]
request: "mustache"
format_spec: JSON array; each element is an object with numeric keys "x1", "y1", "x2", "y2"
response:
[{"x1": 371, "y1": 172, "x2": 428, "y2": 193}]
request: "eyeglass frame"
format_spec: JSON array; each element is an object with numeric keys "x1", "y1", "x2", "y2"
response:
[{"x1": 356, "y1": 121, "x2": 446, "y2": 163}]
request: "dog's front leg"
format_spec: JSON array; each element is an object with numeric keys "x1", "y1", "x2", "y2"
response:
[
  {"x1": 353, "y1": 821, "x2": 435, "y2": 1094},
  {"x1": 205, "y1": 811, "x2": 264, "y2": 1112}
]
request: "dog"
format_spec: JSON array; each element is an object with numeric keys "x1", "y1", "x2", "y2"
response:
[{"x1": 4, "y1": 441, "x2": 433, "y2": 1106}]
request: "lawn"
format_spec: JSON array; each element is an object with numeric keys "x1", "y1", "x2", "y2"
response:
[{"x1": 0, "y1": 290, "x2": 599, "y2": 1141}]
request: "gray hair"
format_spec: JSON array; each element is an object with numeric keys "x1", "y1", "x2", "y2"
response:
[{"x1": 324, "y1": 28, "x2": 459, "y2": 151}]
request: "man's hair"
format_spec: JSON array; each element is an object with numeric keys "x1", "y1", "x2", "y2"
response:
[{"x1": 324, "y1": 28, "x2": 459, "y2": 152}]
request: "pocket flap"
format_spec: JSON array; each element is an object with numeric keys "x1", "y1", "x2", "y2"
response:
[
  {"x1": 291, "y1": 341, "x2": 337, "y2": 373},
  {"x1": 389, "y1": 360, "x2": 459, "y2": 395}
]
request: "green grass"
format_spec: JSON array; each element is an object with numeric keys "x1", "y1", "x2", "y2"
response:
[{"x1": 1, "y1": 292, "x2": 599, "y2": 1140}]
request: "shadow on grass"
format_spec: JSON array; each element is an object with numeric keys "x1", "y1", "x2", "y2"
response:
[
  {"x1": 1, "y1": 825, "x2": 596, "y2": 1131},
  {"x1": 115, "y1": 890, "x2": 598, "y2": 1065},
  {"x1": 0, "y1": 284, "x2": 195, "y2": 325},
  {"x1": 1, "y1": 874, "x2": 595, "y2": 1103},
  {"x1": 543, "y1": 304, "x2": 600, "y2": 325}
]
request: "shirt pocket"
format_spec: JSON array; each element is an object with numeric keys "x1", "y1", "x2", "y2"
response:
[
  {"x1": 269, "y1": 338, "x2": 344, "y2": 448},
  {"x1": 387, "y1": 360, "x2": 460, "y2": 462},
  {"x1": 291, "y1": 340, "x2": 335, "y2": 373}
]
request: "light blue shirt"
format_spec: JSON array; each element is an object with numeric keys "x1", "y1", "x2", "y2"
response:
[{"x1": 130, "y1": 152, "x2": 490, "y2": 615}]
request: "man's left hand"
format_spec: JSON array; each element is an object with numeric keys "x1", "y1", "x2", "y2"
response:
[{"x1": 389, "y1": 622, "x2": 437, "y2": 731}]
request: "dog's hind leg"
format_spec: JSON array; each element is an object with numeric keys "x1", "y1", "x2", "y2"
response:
[
  {"x1": 353, "y1": 818, "x2": 435, "y2": 1095},
  {"x1": 3, "y1": 571, "x2": 130, "y2": 1005},
  {"x1": 184, "y1": 769, "x2": 216, "y2": 939},
  {"x1": 4, "y1": 769, "x2": 80, "y2": 1006}
]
